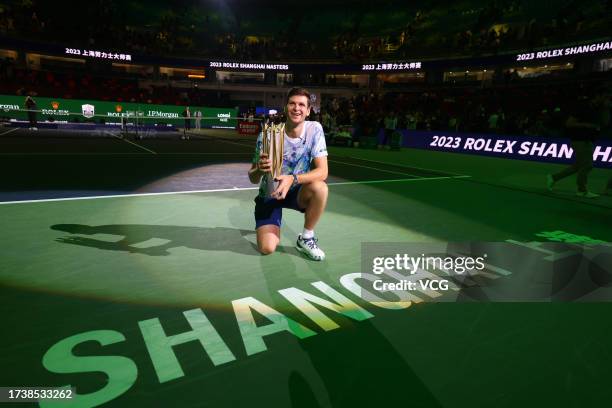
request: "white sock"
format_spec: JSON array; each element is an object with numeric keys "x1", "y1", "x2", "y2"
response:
[{"x1": 302, "y1": 229, "x2": 314, "y2": 239}]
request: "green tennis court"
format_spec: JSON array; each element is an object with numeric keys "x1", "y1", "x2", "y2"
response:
[{"x1": 1, "y1": 128, "x2": 611, "y2": 407}]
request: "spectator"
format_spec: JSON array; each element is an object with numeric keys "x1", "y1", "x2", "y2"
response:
[
  {"x1": 195, "y1": 109, "x2": 202, "y2": 130},
  {"x1": 380, "y1": 111, "x2": 398, "y2": 149},
  {"x1": 547, "y1": 98, "x2": 600, "y2": 198},
  {"x1": 24, "y1": 94, "x2": 37, "y2": 130},
  {"x1": 182, "y1": 106, "x2": 191, "y2": 139}
]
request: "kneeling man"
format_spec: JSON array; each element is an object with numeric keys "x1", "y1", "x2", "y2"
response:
[{"x1": 248, "y1": 87, "x2": 328, "y2": 260}]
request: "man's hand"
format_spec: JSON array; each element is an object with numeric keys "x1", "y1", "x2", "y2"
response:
[
  {"x1": 271, "y1": 175, "x2": 294, "y2": 200},
  {"x1": 257, "y1": 153, "x2": 271, "y2": 173}
]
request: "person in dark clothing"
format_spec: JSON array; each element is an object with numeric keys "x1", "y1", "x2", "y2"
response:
[
  {"x1": 181, "y1": 106, "x2": 191, "y2": 139},
  {"x1": 25, "y1": 95, "x2": 38, "y2": 130},
  {"x1": 605, "y1": 177, "x2": 612, "y2": 196},
  {"x1": 547, "y1": 99, "x2": 600, "y2": 198},
  {"x1": 379, "y1": 111, "x2": 397, "y2": 149}
]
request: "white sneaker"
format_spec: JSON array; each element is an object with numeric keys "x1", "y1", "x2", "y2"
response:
[
  {"x1": 576, "y1": 191, "x2": 599, "y2": 198},
  {"x1": 296, "y1": 234, "x2": 325, "y2": 261}
]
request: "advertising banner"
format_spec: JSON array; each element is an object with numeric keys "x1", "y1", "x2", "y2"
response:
[
  {"x1": 237, "y1": 120, "x2": 261, "y2": 136},
  {"x1": 201, "y1": 107, "x2": 237, "y2": 129},
  {"x1": 0, "y1": 95, "x2": 237, "y2": 129},
  {"x1": 386, "y1": 129, "x2": 612, "y2": 168}
]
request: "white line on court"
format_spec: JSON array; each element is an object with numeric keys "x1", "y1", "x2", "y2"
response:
[
  {"x1": 0, "y1": 176, "x2": 469, "y2": 205},
  {"x1": 109, "y1": 132, "x2": 157, "y2": 154},
  {"x1": 0, "y1": 187, "x2": 258, "y2": 205},
  {"x1": 339, "y1": 155, "x2": 469, "y2": 177},
  {"x1": 329, "y1": 158, "x2": 425, "y2": 178},
  {"x1": 0, "y1": 152, "x2": 253, "y2": 156},
  {"x1": 0, "y1": 128, "x2": 20, "y2": 136},
  {"x1": 330, "y1": 175, "x2": 470, "y2": 186}
]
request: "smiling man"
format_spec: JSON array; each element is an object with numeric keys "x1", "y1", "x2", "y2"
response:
[{"x1": 248, "y1": 87, "x2": 328, "y2": 260}]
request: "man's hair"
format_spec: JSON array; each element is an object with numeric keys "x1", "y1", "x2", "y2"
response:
[{"x1": 287, "y1": 87, "x2": 311, "y2": 107}]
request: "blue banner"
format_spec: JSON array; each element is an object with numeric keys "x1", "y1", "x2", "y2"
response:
[{"x1": 377, "y1": 129, "x2": 612, "y2": 168}]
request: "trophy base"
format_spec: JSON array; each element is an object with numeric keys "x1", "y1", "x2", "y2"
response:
[{"x1": 264, "y1": 175, "x2": 280, "y2": 198}]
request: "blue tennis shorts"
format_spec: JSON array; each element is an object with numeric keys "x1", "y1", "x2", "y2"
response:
[{"x1": 254, "y1": 185, "x2": 305, "y2": 228}]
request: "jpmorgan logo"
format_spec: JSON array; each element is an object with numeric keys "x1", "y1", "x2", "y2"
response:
[
  {"x1": 147, "y1": 110, "x2": 179, "y2": 118},
  {"x1": 0, "y1": 104, "x2": 19, "y2": 112}
]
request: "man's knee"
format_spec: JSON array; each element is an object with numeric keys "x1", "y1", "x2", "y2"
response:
[
  {"x1": 259, "y1": 242, "x2": 277, "y2": 255},
  {"x1": 256, "y1": 225, "x2": 280, "y2": 255},
  {"x1": 309, "y1": 180, "x2": 328, "y2": 197},
  {"x1": 257, "y1": 237, "x2": 279, "y2": 255}
]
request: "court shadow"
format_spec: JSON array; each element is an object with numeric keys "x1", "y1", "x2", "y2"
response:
[
  {"x1": 257, "y1": 274, "x2": 442, "y2": 407},
  {"x1": 257, "y1": 256, "x2": 440, "y2": 407},
  {"x1": 294, "y1": 318, "x2": 443, "y2": 408},
  {"x1": 288, "y1": 371, "x2": 323, "y2": 408},
  {"x1": 50, "y1": 223, "x2": 263, "y2": 256}
]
